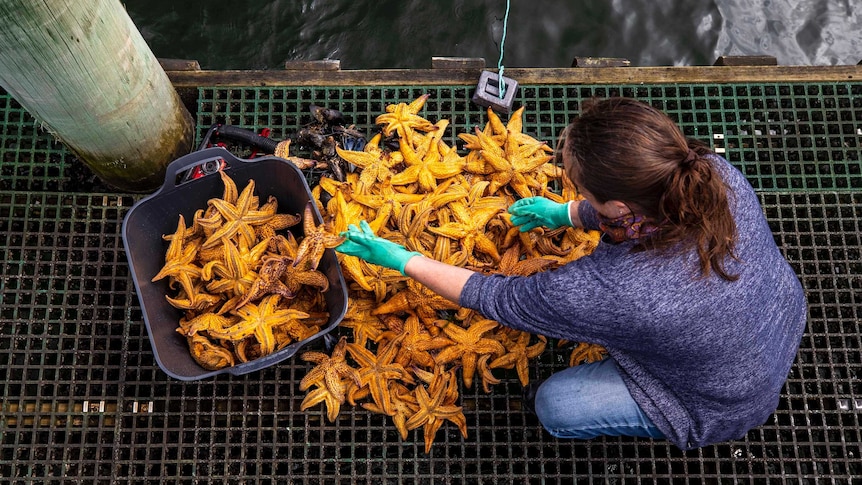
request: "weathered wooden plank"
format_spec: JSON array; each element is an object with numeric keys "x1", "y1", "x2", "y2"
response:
[
  {"x1": 165, "y1": 65, "x2": 862, "y2": 88},
  {"x1": 713, "y1": 55, "x2": 778, "y2": 66},
  {"x1": 158, "y1": 58, "x2": 201, "y2": 71},
  {"x1": 431, "y1": 57, "x2": 486, "y2": 69},
  {"x1": 571, "y1": 57, "x2": 631, "y2": 68},
  {"x1": 283, "y1": 59, "x2": 341, "y2": 71}
]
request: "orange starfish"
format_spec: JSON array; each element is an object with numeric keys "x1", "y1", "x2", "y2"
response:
[
  {"x1": 293, "y1": 201, "x2": 345, "y2": 270},
  {"x1": 405, "y1": 366, "x2": 468, "y2": 453},
  {"x1": 347, "y1": 333, "x2": 414, "y2": 416},
  {"x1": 390, "y1": 120, "x2": 464, "y2": 193},
  {"x1": 199, "y1": 179, "x2": 275, "y2": 249},
  {"x1": 362, "y1": 382, "x2": 418, "y2": 440},
  {"x1": 427, "y1": 200, "x2": 504, "y2": 264},
  {"x1": 489, "y1": 330, "x2": 547, "y2": 386},
  {"x1": 371, "y1": 279, "x2": 460, "y2": 328},
  {"x1": 299, "y1": 337, "x2": 360, "y2": 402},
  {"x1": 152, "y1": 216, "x2": 202, "y2": 298},
  {"x1": 211, "y1": 295, "x2": 310, "y2": 356},
  {"x1": 375, "y1": 94, "x2": 437, "y2": 140},
  {"x1": 382, "y1": 313, "x2": 452, "y2": 369},
  {"x1": 434, "y1": 318, "x2": 505, "y2": 389},
  {"x1": 186, "y1": 333, "x2": 236, "y2": 370},
  {"x1": 568, "y1": 342, "x2": 608, "y2": 367}
]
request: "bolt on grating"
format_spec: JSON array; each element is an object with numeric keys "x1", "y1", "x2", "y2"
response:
[{"x1": 0, "y1": 81, "x2": 861, "y2": 483}]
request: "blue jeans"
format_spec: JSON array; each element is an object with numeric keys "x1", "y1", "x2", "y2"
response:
[{"x1": 534, "y1": 357, "x2": 665, "y2": 440}]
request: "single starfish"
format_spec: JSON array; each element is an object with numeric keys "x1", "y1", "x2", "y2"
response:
[
  {"x1": 375, "y1": 94, "x2": 438, "y2": 140},
  {"x1": 434, "y1": 318, "x2": 505, "y2": 389},
  {"x1": 371, "y1": 279, "x2": 460, "y2": 328},
  {"x1": 300, "y1": 336, "x2": 361, "y2": 403},
  {"x1": 362, "y1": 381, "x2": 417, "y2": 440},
  {"x1": 212, "y1": 295, "x2": 310, "y2": 356},
  {"x1": 346, "y1": 333, "x2": 414, "y2": 416},
  {"x1": 152, "y1": 216, "x2": 202, "y2": 299},
  {"x1": 186, "y1": 333, "x2": 236, "y2": 370},
  {"x1": 199, "y1": 179, "x2": 276, "y2": 249},
  {"x1": 489, "y1": 330, "x2": 547, "y2": 387},
  {"x1": 405, "y1": 366, "x2": 468, "y2": 453},
  {"x1": 568, "y1": 342, "x2": 608, "y2": 367},
  {"x1": 381, "y1": 313, "x2": 452, "y2": 369},
  {"x1": 293, "y1": 201, "x2": 345, "y2": 270}
]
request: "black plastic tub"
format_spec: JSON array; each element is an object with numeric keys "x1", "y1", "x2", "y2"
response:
[{"x1": 122, "y1": 147, "x2": 348, "y2": 380}]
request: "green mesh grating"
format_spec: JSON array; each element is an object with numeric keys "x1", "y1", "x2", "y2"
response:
[
  {"x1": 1, "y1": 81, "x2": 861, "y2": 483},
  {"x1": 196, "y1": 83, "x2": 862, "y2": 192}
]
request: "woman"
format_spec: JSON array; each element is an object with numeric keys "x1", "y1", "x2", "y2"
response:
[{"x1": 335, "y1": 97, "x2": 807, "y2": 450}]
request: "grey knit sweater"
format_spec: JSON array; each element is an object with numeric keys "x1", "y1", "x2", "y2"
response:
[{"x1": 460, "y1": 154, "x2": 807, "y2": 449}]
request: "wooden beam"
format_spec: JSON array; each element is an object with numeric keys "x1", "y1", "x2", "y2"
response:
[
  {"x1": 713, "y1": 55, "x2": 778, "y2": 66},
  {"x1": 431, "y1": 57, "x2": 486, "y2": 69},
  {"x1": 571, "y1": 57, "x2": 631, "y2": 68},
  {"x1": 283, "y1": 59, "x2": 341, "y2": 71},
  {"x1": 165, "y1": 65, "x2": 862, "y2": 88},
  {"x1": 158, "y1": 58, "x2": 201, "y2": 71}
]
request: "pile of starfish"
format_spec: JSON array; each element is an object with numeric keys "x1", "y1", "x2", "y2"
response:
[
  {"x1": 152, "y1": 172, "x2": 343, "y2": 370},
  {"x1": 299, "y1": 94, "x2": 608, "y2": 453}
]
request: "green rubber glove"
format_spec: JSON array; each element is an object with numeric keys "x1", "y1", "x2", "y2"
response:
[
  {"x1": 508, "y1": 197, "x2": 573, "y2": 232},
  {"x1": 336, "y1": 220, "x2": 422, "y2": 275}
]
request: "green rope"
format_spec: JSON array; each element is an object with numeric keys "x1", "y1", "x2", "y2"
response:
[{"x1": 496, "y1": 0, "x2": 511, "y2": 99}]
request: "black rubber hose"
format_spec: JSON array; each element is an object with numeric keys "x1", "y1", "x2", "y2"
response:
[{"x1": 215, "y1": 125, "x2": 280, "y2": 153}]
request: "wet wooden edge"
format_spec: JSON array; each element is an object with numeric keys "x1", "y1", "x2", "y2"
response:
[{"x1": 167, "y1": 65, "x2": 862, "y2": 88}]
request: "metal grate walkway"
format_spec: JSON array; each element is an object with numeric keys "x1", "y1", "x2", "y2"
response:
[{"x1": 1, "y1": 82, "x2": 860, "y2": 483}]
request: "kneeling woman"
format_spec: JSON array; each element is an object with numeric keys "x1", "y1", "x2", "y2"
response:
[{"x1": 336, "y1": 97, "x2": 806, "y2": 450}]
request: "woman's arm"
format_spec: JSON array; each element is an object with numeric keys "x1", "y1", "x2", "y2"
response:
[{"x1": 403, "y1": 256, "x2": 476, "y2": 303}]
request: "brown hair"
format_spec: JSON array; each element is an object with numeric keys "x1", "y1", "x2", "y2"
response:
[{"x1": 561, "y1": 97, "x2": 739, "y2": 281}]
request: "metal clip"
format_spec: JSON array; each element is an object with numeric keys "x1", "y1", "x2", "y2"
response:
[
  {"x1": 837, "y1": 398, "x2": 862, "y2": 411},
  {"x1": 472, "y1": 71, "x2": 518, "y2": 113},
  {"x1": 83, "y1": 400, "x2": 105, "y2": 413}
]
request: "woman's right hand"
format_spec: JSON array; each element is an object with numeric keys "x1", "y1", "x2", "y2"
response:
[
  {"x1": 336, "y1": 220, "x2": 421, "y2": 275},
  {"x1": 508, "y1": 197, "x2": 573, "y2": 232}
]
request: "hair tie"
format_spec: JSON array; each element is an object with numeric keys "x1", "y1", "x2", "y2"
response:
[{"x1": 682, "y1": 149, "x2": 698, "y2": 166}]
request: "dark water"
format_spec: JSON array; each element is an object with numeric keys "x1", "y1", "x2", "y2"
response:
[{"x1": 125, "y1": 0, "x2": 861, "y2": 71}]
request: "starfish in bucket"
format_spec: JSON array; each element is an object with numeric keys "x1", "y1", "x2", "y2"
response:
[
  {"x1": 199, "y1": 179, "x2": 275, "y2": 249},
  {"x1": 152, "y1": 215, "x2": 202, "y2": 299}
]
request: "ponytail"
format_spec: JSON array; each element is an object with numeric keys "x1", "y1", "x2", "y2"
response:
[{"x1": 658, "y1": 141, "x2": 738, "y2": 281}]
